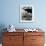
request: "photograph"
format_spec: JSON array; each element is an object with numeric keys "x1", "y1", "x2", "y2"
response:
[{"x1": 20, "y1": 5, "x2": 34, "y2": 22}]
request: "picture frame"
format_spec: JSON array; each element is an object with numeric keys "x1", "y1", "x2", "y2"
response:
[{"x1": 20, "y1": 5, "x2": 34, "y2": 22}]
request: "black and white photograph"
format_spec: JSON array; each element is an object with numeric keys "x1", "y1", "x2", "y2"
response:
[{"x1": 20, "y1": 5, "x2": 34, "y2": 22}]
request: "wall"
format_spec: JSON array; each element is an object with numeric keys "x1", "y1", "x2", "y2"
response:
[
  {"x1": 0, "y1": 0, "x2": 46, "y2": 29},
  {"x1": 0, "y1": 0, "x2": 46, "y2": 43}
]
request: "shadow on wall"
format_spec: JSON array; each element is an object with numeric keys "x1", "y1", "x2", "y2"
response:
[{"x1": 0, "y1": 24, "x2": 7, "y2": 43}]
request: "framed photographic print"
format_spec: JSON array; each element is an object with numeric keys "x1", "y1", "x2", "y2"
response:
[{"x1": 20, "y1": 5, "x2": 34, "y2": 22}]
